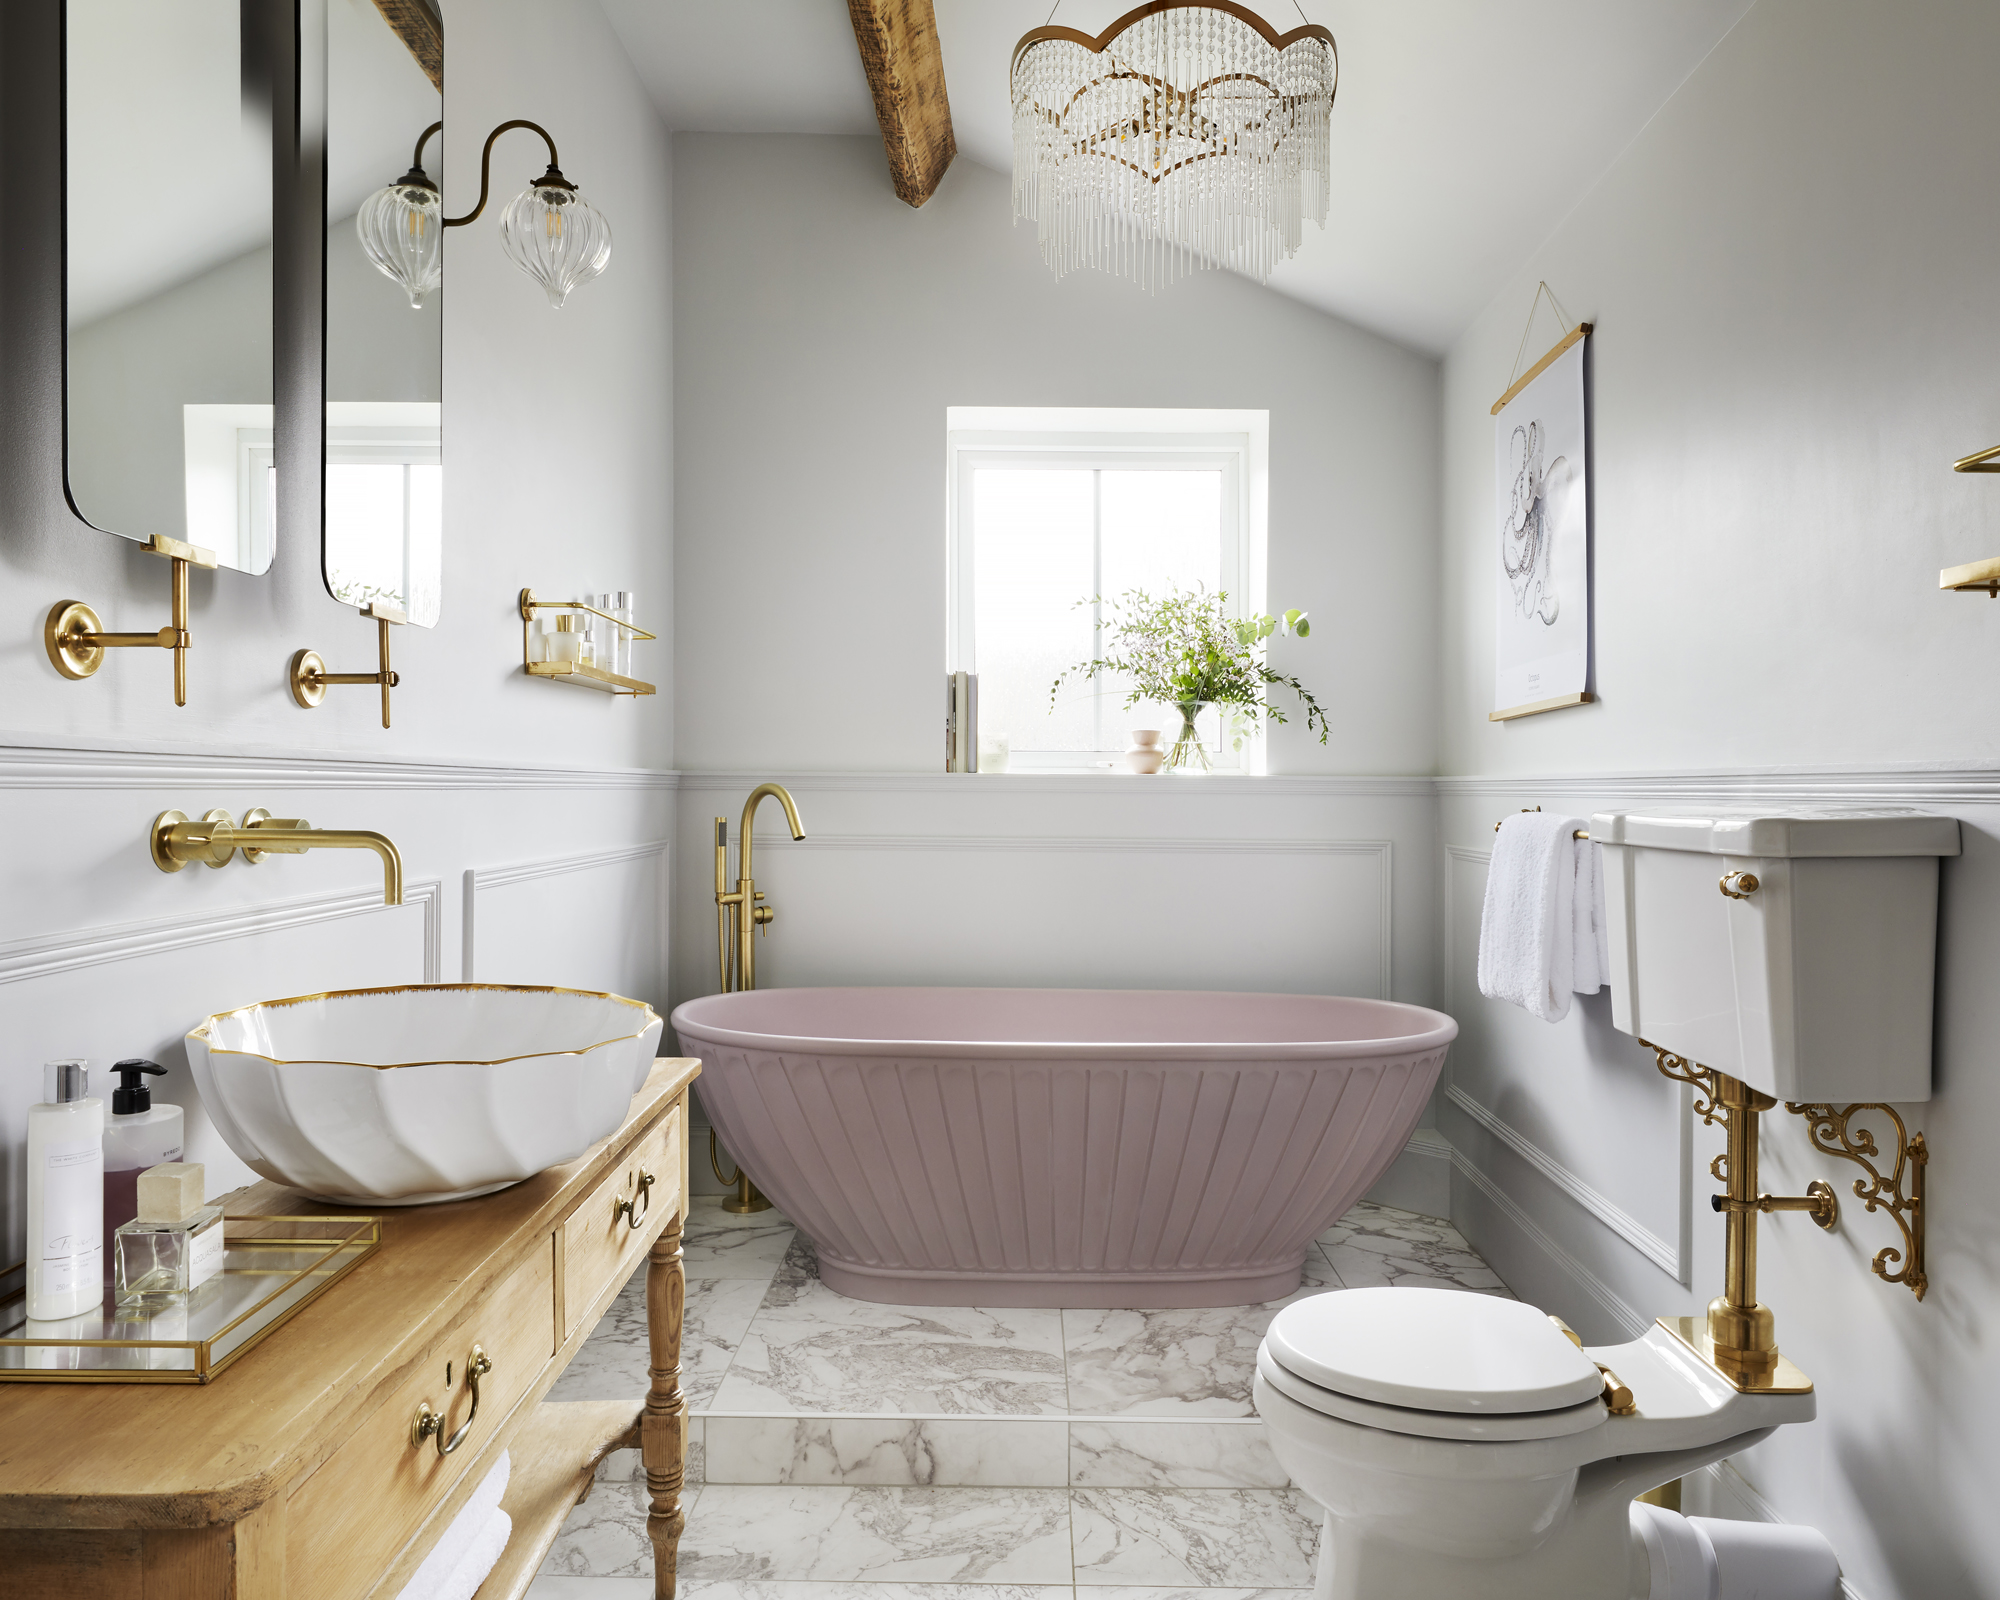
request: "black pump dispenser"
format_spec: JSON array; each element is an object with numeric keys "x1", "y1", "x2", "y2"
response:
[{"x1": 110, "y1": 1058, "x2": 167, "y2": 1116}]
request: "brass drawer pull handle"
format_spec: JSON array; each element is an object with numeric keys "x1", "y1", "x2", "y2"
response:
[
  {"x1": 411, "y1": 1345, "x2": 492, "y2": 1457},
  {"x1": 1720, "y1": 871, "x2": 1761, "y2": 900},
  {"x1": 615, "y1": 1169, "x2": 655, "y2": 1232}
]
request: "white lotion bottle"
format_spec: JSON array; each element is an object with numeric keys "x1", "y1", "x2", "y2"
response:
[{"x1": 26, "y1": 1061, "x2": 104, "y2": 1320}]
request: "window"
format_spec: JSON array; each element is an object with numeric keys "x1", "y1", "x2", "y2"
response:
[
  {"x1": 325, "y1": 402, "x2": 442, "y2": 621},
  {"x1": 947, "y1": 408, "x2": 1268, "y2": 771}
]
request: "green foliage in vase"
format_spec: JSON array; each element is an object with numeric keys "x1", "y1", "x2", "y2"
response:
[{"x1": 1049, "y1": 585, "x2": 1330, "y2": 747}]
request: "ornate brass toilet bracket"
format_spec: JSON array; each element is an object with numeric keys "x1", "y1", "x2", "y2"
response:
[
  {"x1": 1648, "y1": 1042, "x2": 1927, "y2": 1393},
  {"x1": 1651, "y1": 1044, "x2": 1926, "y2": 1301}
]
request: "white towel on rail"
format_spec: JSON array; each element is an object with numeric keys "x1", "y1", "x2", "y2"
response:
[
  {"x1": 395, "y1": 1450, "x2": 511, "y2": 1600},
  {"x1": 1478, "y1": 813, "x2": 1603, "y2": 1022}
]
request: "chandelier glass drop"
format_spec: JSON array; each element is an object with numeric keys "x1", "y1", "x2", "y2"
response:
[{"x1": 1011, "y1": 1, "x2": 1337, "y2": 289}]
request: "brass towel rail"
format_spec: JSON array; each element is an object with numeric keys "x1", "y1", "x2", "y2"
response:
[{"x1": 1494, "y1": 806, "x2": 1590, "y2": 840}]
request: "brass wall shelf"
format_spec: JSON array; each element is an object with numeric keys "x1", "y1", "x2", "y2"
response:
[
  {"x1": 525, "y1": 660, "x2": 656, "y2": 695},
  {"x1": 44, "y1": 534, "x2": 217, "y2": 707},
  {"x1": 1939, "y1": 445, "x2": 2000, "y2": 594},
  {"x1": 519, "y1": 589, "x2": 656, "y2": 697}
]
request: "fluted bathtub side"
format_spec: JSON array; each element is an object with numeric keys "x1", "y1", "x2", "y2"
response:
[{"x1": 673, "y1": 989, "x2": 1453, "y2": 1309}]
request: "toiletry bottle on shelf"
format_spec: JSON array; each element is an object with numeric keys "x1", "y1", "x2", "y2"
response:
[
  {"x1": 26, "y1": 1060, "x2": 103, "y2": 1321},
  {"x1": 593, "y1": 592, "x2": 613, "y2": 668},
  {"x1": 115, "y1": 1163, "x2": 224, "y2": 1308},
  {"x1": 102, "y1": 1059, "x2": 183, "y2": 1296},
  {"x1": 527, "y1": 617, "x2": 546, "y2": 664},
  {"x1": 551, "y1": 614, "x2": 581, "y2": 663},
  {"x1": 614, "y1": 590, "x2": 634, "y2": 677}
]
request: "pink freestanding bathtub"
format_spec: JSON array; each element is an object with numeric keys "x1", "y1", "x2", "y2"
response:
[{"x1": 669, "y1": 988, "x2": 1455, "y2": 1308}]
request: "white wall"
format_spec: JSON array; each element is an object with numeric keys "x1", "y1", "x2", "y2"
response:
[
  {"x1": 672, "y1": 134, "x2": 1440, "y2": 779},
  {"x1": 0, "y1": 0, "x2": 675, "y2": 1251},
  {"x1": 1436, "y1": 4, "x2": 2000, "y2": 1595}
]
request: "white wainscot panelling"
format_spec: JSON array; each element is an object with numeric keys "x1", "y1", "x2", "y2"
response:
[
  {"x1": 724, "y1": 833, "x2": 1394, "y2": 998},
  {"x1": 0, "y1": 880, "x2": 441, "y2": 1246},
  {"x1": 464, "y1": 842, "x2": 670, "y2": 1002}
]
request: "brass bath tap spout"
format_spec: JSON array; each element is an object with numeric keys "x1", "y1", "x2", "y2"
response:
[{"x1": 150, "y1": 809, "x2": 405, "y2": 905}]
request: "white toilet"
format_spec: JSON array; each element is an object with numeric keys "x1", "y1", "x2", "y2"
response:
[{"x1": 1254, "y1": 1288, "x2": 1815, "y2": 1600}]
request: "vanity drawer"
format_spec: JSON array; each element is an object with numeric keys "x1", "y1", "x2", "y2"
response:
[
  {"x1": 563, "y1": 1102, "x2": 683, "y2": 1340},
  {"x1": 285, "y1": 1243, "x2": 554, "y2": 1600}
]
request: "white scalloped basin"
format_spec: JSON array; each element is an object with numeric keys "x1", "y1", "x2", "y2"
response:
[{"x1": 186, "y1": 984, "x2": 664, "y2": 1205}]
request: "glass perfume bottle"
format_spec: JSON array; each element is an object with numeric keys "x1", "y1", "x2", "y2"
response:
[
  {"x1": 114, "y1": 1162, "x2": 224, "y2": 1308},
  {"x1": 613, "y1": 590, "x2": 634, "y2": 677}
]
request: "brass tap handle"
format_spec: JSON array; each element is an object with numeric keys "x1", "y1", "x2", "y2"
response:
[
  {"x1": 411, "y1": 1345, "x2": 493, "y2": 1457},
  {"x1": 614, "y1": 1169, "x2": 655, "y2": 1231},
  {"x1": 1720, "y1": 871, "x2": 1761, "y2": 900}
]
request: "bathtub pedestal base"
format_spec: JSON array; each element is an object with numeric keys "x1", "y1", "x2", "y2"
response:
[{"x1": 815, "y1": 1251, "x2": 1308, "y2": 1310}]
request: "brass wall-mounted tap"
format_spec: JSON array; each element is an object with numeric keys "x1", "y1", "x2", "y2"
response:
[{"x1": 150, "y1": 809, "x2": 405, "y2": 905}]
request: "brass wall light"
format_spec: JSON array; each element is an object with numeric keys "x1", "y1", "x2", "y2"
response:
[
  {"x1": 289, "y1": 605, "x2": 404, "y2": 729},
  {"x1": 44, "y1": 535, "x2": 216, "y2": 707},
  {"x1": 357, "y1": 120, "x2": 612, "y2": 310}
]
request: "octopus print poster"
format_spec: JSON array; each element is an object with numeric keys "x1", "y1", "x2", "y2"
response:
[{"x1": 1492, "y1": 337, "x2": 1588, "y2": 717}]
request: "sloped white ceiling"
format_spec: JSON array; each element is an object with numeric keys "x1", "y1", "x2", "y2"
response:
[{"x1": 606, "y1": 0, "x2": 1758, "y2": 354}]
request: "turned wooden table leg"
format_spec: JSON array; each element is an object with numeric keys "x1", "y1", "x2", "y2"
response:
[{"x1": 643, "y1": 1211, "x2": 689, "y2": 1599}]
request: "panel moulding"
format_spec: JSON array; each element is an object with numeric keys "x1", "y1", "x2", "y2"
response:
[
  {"x1": 0, "y1": 878, "x2": 444, "y2": 988},
  {"x1": 0, "y1": 739, "x2": 680, "y2": 792},
  {"x1": 463, "y1": 842, "x2": 670, "y2": 982}
]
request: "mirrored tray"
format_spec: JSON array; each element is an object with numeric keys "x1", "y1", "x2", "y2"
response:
[{"x1": 0, "y1": 1215, "x2": 380, "y2": 1383}]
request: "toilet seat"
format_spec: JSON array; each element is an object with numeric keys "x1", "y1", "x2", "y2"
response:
[{"x1": 1259, "y1": 1287, "x2": 1610, "y2": 1442}]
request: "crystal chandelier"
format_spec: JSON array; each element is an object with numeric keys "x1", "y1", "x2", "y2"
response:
[
  {"x1": 1011, "y1": 2, "x2": 1336, "y2": 289},
  {"x1": 358, "y1": 120, "x2": 611, "y2": 311}
]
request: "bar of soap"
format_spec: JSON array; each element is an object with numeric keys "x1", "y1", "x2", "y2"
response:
[{"x1": 136, "y1": 1162, "x2": 206, "y2": 1225}]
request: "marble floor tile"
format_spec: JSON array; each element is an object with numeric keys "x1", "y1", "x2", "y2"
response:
[
  {"x1": 682, "y1": 1486, "x2": 1075, "y2": 1585},
  {"x1": 710, "y1": 1253, "x2": 1069, "y2": 1416},
  {"x1": 527, "y1": 1579, "x2": 659, "y2": 1599},
  {"x1": 1315, "y1": 1203, "x2": 1512, "y2": 1296},
  {"x1": 1070, "y1": 1488, "x2": 1320, "y2": 1588},
  {"x1": 705, "y1": 1415, "x2": 1068, "y2": 1487},
  {"x1": 552, "y1": 1272, "x2": 771, "y2": 1409},
  {"x1": 1077, "y1": 1590, "x2": 1309, "y2": 1600},
  {"x1": 1068, "y1": 1421, "x2": 1289, "y2": 1489},
  {"x1": 539, "y1": 1475, "x2": 662, "y2": 1580},
  {"x1": 683, "y1": 1198, "x2": 799, "y2": 1279},
  {"x1": 1062, "y1": 1305, "x2": 1278, "y2": 1417},
  {"x1": 683, "y1": 1586, "x2": 1074, "y2": 1600}
]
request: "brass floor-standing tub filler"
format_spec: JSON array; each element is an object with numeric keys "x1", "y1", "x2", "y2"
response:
[
  {"x1": 1650, "y1": 1042, "x2": 1927, "y2": 1394},
  {"x1": 706, "y1": 783, "x2": 807, "y2": 1215}
]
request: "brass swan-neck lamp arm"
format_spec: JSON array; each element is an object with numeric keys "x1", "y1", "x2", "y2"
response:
[{"x1": 150, "y1": 810, "x2": 405, "y2": 905}]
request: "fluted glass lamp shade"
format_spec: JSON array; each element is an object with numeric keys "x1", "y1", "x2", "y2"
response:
[
  {"x1": 356, "y1": 172, "x2": 444, "y2": 309},
  {"x1": 1011, "y1": 3, "x2": 1337, "y2": 289},
  {"x1": 498, "y1": 175, "x2": 612, "y2": 309}
]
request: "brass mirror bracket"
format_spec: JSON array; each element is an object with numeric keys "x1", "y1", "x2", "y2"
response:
[
  {"x1": 291, "y1": 605, "x2": 405, "y2": 729},
  {"x1": 44, "y1": 535, "x2": 218, "y2": 707}
]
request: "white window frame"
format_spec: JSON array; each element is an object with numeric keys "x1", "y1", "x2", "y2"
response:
[{"x1": 945, "y1": 407, "x2": 1270, "y2": 773}]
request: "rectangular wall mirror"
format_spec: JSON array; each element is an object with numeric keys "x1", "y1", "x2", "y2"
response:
[
  {"x1": 63, "y1": 0, "x2": 289, "y2": 574},
  {"x1": 326, "y1": 0, "x2": 443, "y2": 627}
]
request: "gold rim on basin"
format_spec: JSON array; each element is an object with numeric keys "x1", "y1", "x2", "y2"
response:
[{"x1": 190, "y1": 982, "x2": 661, "y2": 1070}]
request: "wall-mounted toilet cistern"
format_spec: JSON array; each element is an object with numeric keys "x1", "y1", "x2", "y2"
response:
[
  {"x1": 708, "y1": 782, "x2": 806, "y2": 1215},
  {"x1": 1256, "y1": 807, "x2": 1957, "y2": 1600}
]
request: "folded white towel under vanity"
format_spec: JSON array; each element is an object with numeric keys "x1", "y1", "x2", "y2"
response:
[
  {"x1": 1478, "y1": 812, "x2": 1608, "y2": 1023},
  {"x1": 396, "y1": 1451, "x2": 512, "y2": 1600}
]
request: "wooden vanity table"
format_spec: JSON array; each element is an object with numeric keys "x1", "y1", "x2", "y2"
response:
[{"x1": 0, "y1": 1058, "x2": 698, "y2": 1599}]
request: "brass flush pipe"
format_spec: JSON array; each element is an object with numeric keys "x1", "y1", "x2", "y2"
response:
[{"x1": 150, "y1": 809, "x2": 405, "y2": 905}]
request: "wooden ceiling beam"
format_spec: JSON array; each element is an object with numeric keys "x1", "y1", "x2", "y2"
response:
[
  {"x1": 370, "y1": 0, "x2": 443, "y2": 93},
  {"x1": 845, "y1": 0, "x2": 956, "y2": 208}
]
